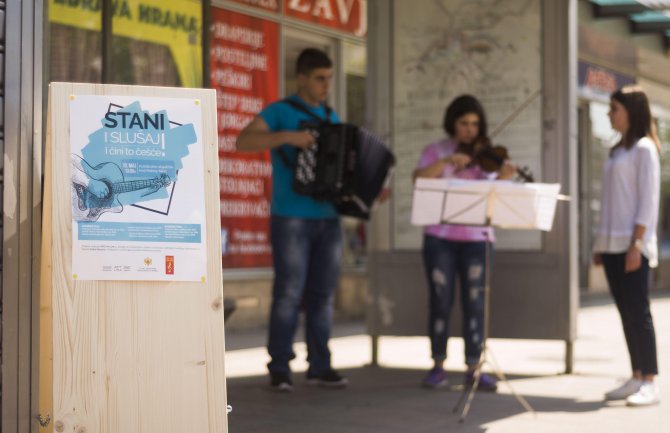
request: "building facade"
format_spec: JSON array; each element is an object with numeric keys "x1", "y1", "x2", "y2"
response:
[
  {"x1": 3, "y1": 1, "x2": 369, "y2": 430},
  {"x1": 3, "y1": 0, "x2": 670, "y2": 431},
  {"x1": 577, "y1": 0, "x2": 670, "y2": 292}
]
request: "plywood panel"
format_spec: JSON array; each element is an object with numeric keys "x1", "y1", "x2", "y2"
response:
[{"x1": 41, "y1": 83, "x2": 227, "y2": 433}]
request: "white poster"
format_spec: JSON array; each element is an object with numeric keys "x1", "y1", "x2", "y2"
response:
[{"x1": 70, "y1": 95, "x2": 207, "y2": 281}]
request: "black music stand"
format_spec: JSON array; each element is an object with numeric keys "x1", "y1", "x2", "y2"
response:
[{"x1": 411, "y1": 178, "x2": 561, "y2": 422}]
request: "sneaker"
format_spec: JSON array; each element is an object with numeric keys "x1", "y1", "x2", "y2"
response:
[
  {"x1": 306, "y1": 369, "x2": 349, "y2": 388},
  {"x1": 422, "y1": 367, "x2": 449, "y2": 389},
  {"x1": 626, "y1": 382, "x2": 660, "y2": 407},
  {"x1": 604, "y1": 378, "x2": 642, "y2": 401},
  {"x1": 270, "y1": 372, "x2": 294, "y2": 392},
  {"x1": 465, "y1": 370, "x2": 498, "y2": 392}
]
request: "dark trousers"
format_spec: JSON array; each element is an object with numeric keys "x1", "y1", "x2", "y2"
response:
[
  {"x1": 422, "y1": 235, "x2": 491, "y2": 366},
  {"x1": 601, "y1": 253, "x2": 658, "y2": 376},
  {"x1": 267, "y1": 215, "x2": 342, "y2": 376}
]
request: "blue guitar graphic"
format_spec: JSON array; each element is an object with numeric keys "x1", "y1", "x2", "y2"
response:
[{"x1": 71, "y1": 158, "x2": 171, "y2": 222}]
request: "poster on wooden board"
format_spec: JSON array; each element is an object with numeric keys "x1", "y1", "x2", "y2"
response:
[
  {"x1": 39, "y1": 83, "x2": 228, "y2": 433},
  {"x1": 69, "y1": 95, "x2": 207, "y2": 281}
]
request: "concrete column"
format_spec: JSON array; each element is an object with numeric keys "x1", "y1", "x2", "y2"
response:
[{"x1": 2, "y1": 0, "x2": 44, "y2": 431}]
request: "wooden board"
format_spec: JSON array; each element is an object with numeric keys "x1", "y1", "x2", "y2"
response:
[{"x1": 39, "y1": 83, "x2": 227, "y2": 433}]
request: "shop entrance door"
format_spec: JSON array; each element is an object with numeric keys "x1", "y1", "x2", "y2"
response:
[{"x1": 282, "y1": 29, "x2": 370, "y2": 269}]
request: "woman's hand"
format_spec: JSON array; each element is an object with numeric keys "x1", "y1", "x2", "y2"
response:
[
  {"x1": 498, "y1": 161, "x2": 517, "y2": 180},
  {"x1": 445, "y1": 153, "x2": 471, "y2": 170},
  {"x1": 625, "y1": 245, "x2": 642, "y2": 273},
  {"x1": 413, "y1": 152, "x2": 471, "y2": 183}
]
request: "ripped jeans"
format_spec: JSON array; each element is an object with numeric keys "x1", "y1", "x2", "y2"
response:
[{"x1": 422, "y1": 235, "x2": 491, "y2": 366}]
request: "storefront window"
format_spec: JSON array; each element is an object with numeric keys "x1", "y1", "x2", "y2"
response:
[
  {"x1": 587, "y1": 101, "x2": 616, "y2": 240},
  {"x1": 658, "y1": 118, "x2": 670, "y2": 258},
  {"x1": 341, "y1": 42, "x2": 367, "y2": 268},
  {"x1": 110, "y1": 0, "x2": 202, "y2": 87},
  {"x1": 48, "y1": 0, "x2": 202, "y2": 87},
  {"x1": 50, "y1": 17, "x2": 102, "y2": 82},
  {"x1": 578, "y1": 101, "x2": 616, "y2": 289},
  {"x1": 109, "y1": 35, "x2": 181, "y2": 86}
]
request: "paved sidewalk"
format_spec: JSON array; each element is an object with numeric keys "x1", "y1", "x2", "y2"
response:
[{"x1": 224, "y1": 293, "x2": 670, "y2": 432}]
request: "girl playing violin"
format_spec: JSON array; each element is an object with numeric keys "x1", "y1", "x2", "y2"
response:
[{"x1": 412, "y1": 94, "x2": 516, "y2": 391}]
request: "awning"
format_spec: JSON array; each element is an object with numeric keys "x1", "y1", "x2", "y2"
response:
[{"x1": 590, "y1": 0, "x2": 670, "y2": 48}]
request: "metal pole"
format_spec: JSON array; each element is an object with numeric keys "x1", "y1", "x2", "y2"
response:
[
  {"x1": 202, "y1": 0, "x2": 211, "y2": 88},
  {"x1": 370, "y1": 334, "x2": 379, "y2": 367},
  {"x1": 454, "y1": 225, "x2": 492, "y2": 421},
  {"x1": 565, "y1": 340, "x2": 574, "y2": 374},
  {"x1": 101, "y1": 0, "x2": 112, "y2": 84}
]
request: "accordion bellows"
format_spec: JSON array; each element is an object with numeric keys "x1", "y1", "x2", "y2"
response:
[
  {"x1": 279, "y1": 99, "x2": 395, "y2": 219},
  {"x1": 293, "y1": 123, "x2": 395, "y2": 219}
]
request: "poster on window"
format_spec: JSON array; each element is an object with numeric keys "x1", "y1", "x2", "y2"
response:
[
  {"x1": 211, "y1": 8, "x2": 279, "y2": 268},
  {"x1": 69, "y1": 94, "x2": 207, "y2": 281}
]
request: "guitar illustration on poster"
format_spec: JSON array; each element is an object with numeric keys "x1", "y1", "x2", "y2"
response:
[
  {"x1": 71, "y1": 156, "x2": 172, "y2": 222},
  {"x1": 69, "y1": 95, "x2": 207, "y2": 282}
]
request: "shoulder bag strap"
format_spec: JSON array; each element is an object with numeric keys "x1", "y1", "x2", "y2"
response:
[
  {"x1": 275, "y1": 98, "x2": 333, "y2": 168},
  {"x1": 282, "y1": 98, "x2": 333, "y2": 124}
]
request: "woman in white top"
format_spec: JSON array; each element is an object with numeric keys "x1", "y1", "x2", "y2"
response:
[{"x1": 593, "y1": 85, "x2": 661, "y2": 407}]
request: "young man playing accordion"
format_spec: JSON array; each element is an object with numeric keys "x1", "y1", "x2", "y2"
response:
[{"x1": 236, "y1": 48, "x2": 348, "y2": 392}]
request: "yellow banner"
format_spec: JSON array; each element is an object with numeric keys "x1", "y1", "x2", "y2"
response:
[{"x1": 49, "y1": 0, "x2": 202, "y2": 87}]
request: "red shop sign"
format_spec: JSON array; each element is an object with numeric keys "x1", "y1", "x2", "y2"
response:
[
  {"x1": 285, "y1": 0, "x2": 367, "y2": 37},
  {"x1": 228, "y1": 0, "x2": 280, "y2": 12}
]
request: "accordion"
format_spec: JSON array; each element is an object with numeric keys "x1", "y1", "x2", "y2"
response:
[{"x1": 279, "y1": 99, "x2": 395, "y2": 219}]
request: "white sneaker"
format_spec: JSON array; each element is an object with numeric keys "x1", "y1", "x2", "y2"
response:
[
  {"x1": 604, "y1": 378, "x2": 642, "y2": 400},
  {"x1": 626, "y1": 382, "x2": 660, "y2": 407}
]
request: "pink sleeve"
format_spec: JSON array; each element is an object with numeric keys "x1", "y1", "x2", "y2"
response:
[{"x1": 416, "y1": 144, "x2": 438, "y2": 170}]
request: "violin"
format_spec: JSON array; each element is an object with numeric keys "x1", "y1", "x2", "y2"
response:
[{"x1": 455, "y1": 139, "x2": 535, "y2": 183}]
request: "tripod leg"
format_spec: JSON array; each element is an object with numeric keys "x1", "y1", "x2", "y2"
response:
[
  {"x1": 452, "y1": 390, "x2": 468, "y2": 414},
  {"x1": 452, "y1": 368, "x2": 474, "y2": 414},
  {"x1": 453, "y1": 350, "x2": 484, "y2": 413},
  {"x1": 459, "y1": 361, "x2": 485, "y2": 422},
  {"x1": 453, "y1": 349, "x2": 486, "y2": 422},
  {"x1": 487, "y1": 347, "x2": 535, "y2": 415}
]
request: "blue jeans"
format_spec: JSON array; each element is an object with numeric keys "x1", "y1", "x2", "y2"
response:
[
  {"x1": 602, "y1": 253, "x2": 658, "y2": 375},
  {"x1": 422, "y1": 235, "x2": 491, "y2": 366},
  {"x1": 267, "y1": 215, "x2": 342, "y2": 376}
]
